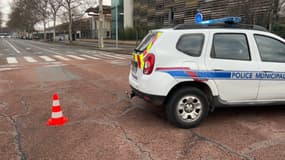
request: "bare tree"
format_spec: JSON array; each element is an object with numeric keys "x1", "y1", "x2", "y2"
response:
[
  {"x1": 36, "y1": 0, "x2": 49, "y2": 40},
  {"x1": 279, "y1": 0, "x2": 285, "y2": 16},
  {"x1": 7, "y1": 0, "x2": 40, "y2": 32},
  {"x1": 98, "y1": 0, "x2": 104, "y2": 48},
  {"x1": 0, "y1": 11, "x2": 2, "y2": 31},
  {"x1": 49, "y1": 0, "x2": 63, "y2": 41},
  {"x1": 63, "y1": 0, "x2": 83, "y2": 43}
]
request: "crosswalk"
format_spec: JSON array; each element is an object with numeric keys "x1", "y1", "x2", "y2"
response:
[{"x1": 4, "y1": 53, "x2": 131, "y2": 65}]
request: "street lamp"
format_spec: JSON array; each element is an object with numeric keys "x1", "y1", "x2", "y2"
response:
[{"x1": 114, "y1": 3, "x2": 124, "y2": 48}]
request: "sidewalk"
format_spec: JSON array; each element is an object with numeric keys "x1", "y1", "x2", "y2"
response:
[
  {"x1": 59, "y1": 39, "x2": 137, "y2": 54},
  {"x1": 79, "y1": 39, "x2": 138, "y2": 45}
]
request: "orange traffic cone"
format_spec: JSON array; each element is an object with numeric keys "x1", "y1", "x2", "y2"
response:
[{"x1": 47, "y1": 93, "x2": 68, "y2": 126}]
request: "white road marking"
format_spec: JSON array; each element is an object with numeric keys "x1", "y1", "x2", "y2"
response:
[
  {"x1": 53, "y1": 55, "x2": 70, "y2": 61},
  {"x1": 6, "y1": 57, "x2": 18, "y2": 64},
  {"x1": 0, "y1": 68, "x2": 18, "y2": 72},
  {"x1": 26, "y1": 48, "x2": 31, "y2": 50},
  {"x1": 66, "y1": 55, "x2": 86, "y2": 60},
  {"x1": 92, "y1": 54, "x2": 113, "y2": 59},
  {"x1": 80, "y1": 55, "x2": 100, "y2": 60},
  {"x1": 22, "y1": 41, "x2": 62, "y2": 55},
  {"x1": 24, "y1": 56, "x2": 37, "y2": 63},
  {"x1": 114, "y1": 54, "x2": 131, "y2": 58},
  {"x1": 101, "y1": 53, "x2": 125, "y2": 59},
  {"x1": 39, "y1": 56, "x2": 56, "y2": 62},
  {"x1": 3, "y1": 40, "x2": 21, "y2": 54}
]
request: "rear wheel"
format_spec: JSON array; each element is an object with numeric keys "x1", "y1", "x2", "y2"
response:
[{"x1": 166, "y1": 87, "x2": 209, "y2": 128}]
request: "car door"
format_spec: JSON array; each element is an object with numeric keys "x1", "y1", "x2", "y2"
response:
[
  {"x1": 205, "y1": 31, "x2": 260, "y2": 102},
  {"x1": 254, "y1": 34, "x2": 285, "y2": 100}
]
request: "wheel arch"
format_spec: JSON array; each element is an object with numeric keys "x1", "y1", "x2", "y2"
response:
[{"x1": 165, "y1": 81, "x2": 216, "y2": 109}]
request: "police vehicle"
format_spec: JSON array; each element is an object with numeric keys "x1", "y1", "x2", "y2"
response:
[{"x1": 129, "y1": 13, "x2": 285, "y2": 128}]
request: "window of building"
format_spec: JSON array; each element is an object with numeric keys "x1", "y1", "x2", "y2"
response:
[
  {"x1": 211, "y1": 34, "x2": 251, "y2": 60},
  {"x1": 176, "y1": 34, "x2": 204, "y2": 57},
  {"x1": 168, "y1": 7, "x2": 174, "y2": 24},
  {"x1": 254, "y1": 35, "x2": 285, "y2": 63}
]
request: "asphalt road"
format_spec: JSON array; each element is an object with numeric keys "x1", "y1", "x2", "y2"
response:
[{"x1": 0, "y1": 38, "x2": 285, "y2": 160}]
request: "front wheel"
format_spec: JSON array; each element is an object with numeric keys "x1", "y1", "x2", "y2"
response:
[{"x1": 166, "y1": 87, "x2": 209, "y2": 128}]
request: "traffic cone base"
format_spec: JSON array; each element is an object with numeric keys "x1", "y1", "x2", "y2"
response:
[{"x1": 47, "y1": 117, "x2": 68, "y2": 126}]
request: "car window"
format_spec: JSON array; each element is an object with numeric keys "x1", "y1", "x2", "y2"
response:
[
  {"x1": 211, "y1": 34, "x2": 251, "y2": 60},
  {"x1": 176, "y1": 34, "x2": 204, "y2": 57},
  {"x1": 135, "y1": 32, "x2": 157, "y2": 52},
  {"x1": 254, "y1": 35, "x2": 285, "y2": 63}
]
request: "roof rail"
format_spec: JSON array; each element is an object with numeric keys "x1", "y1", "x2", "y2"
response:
[{"x1": 173, "y1": 23, "x2": 268, "y2": 32}]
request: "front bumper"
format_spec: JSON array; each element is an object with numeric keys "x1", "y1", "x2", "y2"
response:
[{"x1": 130, "y1": 86, "x2": 165, "y2": 106}]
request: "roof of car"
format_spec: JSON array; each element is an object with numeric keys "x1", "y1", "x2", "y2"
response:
[{"x1": 173, "y1": 23, "x2": 268, "y2": 32}]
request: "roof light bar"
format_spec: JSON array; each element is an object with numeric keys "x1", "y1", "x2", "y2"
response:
[{"x1": 195, "y1": 12, "x2": 241, "y2": 25}]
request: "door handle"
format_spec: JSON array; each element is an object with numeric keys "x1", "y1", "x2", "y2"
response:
[{"x1": 213, "y1": 69, "x2": 224, "y2": 71}]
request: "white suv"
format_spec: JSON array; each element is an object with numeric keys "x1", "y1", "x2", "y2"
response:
[{"x1": 129, "y1": 21, "x2": 285, "y2": 128}]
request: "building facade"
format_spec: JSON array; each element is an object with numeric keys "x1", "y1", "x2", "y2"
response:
[
  {"x1": 111, "y1": 0, "x2": 124, "y2": 39},
  {"x1": 132, "y1": 0, "x2": 279, "y2": 29}
]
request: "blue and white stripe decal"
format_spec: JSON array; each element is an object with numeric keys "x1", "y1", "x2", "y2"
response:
[{"x1": 156, "y1": 67, "x2": 285, "y2": 81}]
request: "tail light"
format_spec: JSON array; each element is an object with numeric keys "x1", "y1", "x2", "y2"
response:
[{"x1": 143, "y1": 53, "x2": 155, "y2": 75}]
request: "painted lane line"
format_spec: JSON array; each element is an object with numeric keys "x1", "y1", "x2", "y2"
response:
[
  {"x1": 3, "y1": 40, "x2": 21, "y2": 54},
  {"x1": 92, "y1": 54, "x2": 113, "y2": 59},
  {"x1": 53, "y1": 55, "x2": 71, "y2": 61},
  {"x1": 66, "y1": 55, "x2": 86, "y2": 60},
  {"x1": 24, "y1": 56, "x2": 37, "y2": 63},
  {"x1": 6, "y1": 57, "x2": 18, "y2": 64},
  {"x1": 21, "y1": 41, "x2": 62, "y2": 55},
  {"x1": 80, "y1": 55, "x2": 100, "y2": 60},
  {"x1": 113, "y1": 54, "x2": 131, "y2": 58},
  {"x1": 39, "y1": 56, "x2": 56, "y2": 62},
  {"x1": 101, "y1": 53, "x2": 125, "y2": 60}
]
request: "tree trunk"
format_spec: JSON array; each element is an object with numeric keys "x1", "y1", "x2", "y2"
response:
[
  {"x1": 98, "y1": 0, "x2": 104, "y2": 48},
  {"x1": 53, "y1": 15, "x2": 56, "y2": 41},
  {"x1": 43, "y1": 19, "x2": 47, "y2": 40},
  {"x1": 68, "y1": 6, "x2": 72, "y2": 43}
]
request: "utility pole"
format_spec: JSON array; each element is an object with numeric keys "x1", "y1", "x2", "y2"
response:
[
  {"x1": 116, "y1": 4, "x2": 118, "y2": 48},
  {"x1": 98, "y1": 0, "x2": 104, "y2": 48}
]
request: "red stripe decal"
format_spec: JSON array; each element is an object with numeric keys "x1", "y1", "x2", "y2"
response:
[
  {"x1": 137, "y1": 55, "x2": 141, "y2": 69},
  {"x1": 156, "y1": 67, "x2": 189, "y2": 71}
]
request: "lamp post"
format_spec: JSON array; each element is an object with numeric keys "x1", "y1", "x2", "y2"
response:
[
  {"x1": 98, "y1": 0, "x2": 104, "y2": 48},
  {"x1": 116, "y1": 4, "x2": 118, "y2": 48},
  {"x1": 114, "y1": 1, "x2": 124, "y2": 48}
]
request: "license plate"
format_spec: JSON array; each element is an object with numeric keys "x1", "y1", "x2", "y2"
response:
[{"x1": 131, "y1": 60, "x2": 138, "y2": 76}]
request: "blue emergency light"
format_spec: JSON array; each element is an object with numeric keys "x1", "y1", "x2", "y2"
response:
[{"x1": 195, "y1": 12, "x2": 241, "y2": 25}]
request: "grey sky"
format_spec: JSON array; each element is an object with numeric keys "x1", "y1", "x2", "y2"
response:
[
  {"x1": 1, "y1": 0, "x2": 111, "y2": 27},
  {"x1": 0, "y1": 0, "x2": 13, "y2": 26}
]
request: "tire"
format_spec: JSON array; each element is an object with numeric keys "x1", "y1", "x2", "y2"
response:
[{"x1": 166, "y1": 87, "x2": 209, "y2": 128}]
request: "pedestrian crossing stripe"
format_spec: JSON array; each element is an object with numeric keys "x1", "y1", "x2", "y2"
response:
[
  {"x1": 100, "y1": 53, "x2": 125, "y2": 60},
  {"x1": 5, "y1": 54, "x2": 130, "y2": 64},
  {"x1": 6, "y1": 57, "x2": 18, "y2": 64},
  {"x1": 53, "y1": 55, "x2": 70, "y2": 61},
  {"x1": 39, "y1": 56, "x2": 56, "y2": 62},
  {"x1": 24, "y1": 56, "x2": 37, "y2": 63},
  {"x1": 91, "y1": 54, "x2": 113, "y2": 59},
  {"x1": 80, "y1": 55, "x2": 100, "y2": 60},
  {"x1": 66, "y1": 55, "x2": 86, "y2": 60}
]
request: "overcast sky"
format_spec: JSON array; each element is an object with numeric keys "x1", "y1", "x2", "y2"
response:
[
  {"x1": 0, "y1": 0, "x2": 13, "y2": 26},
  {"x1": 1, "y1": 0, "x2": 111, "y2": 27}
]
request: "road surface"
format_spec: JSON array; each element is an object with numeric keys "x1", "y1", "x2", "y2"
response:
[{"x1": 0, "y1": 38, "x2": 284, "y2": 160}]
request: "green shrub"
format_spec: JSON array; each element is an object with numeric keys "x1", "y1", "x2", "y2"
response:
[
  {"x1": 272, "y1": 23, "x2": 285, "y2": 38},
  {"x1": 118, "y1": 27, "x2": 158, "y2": 41}
]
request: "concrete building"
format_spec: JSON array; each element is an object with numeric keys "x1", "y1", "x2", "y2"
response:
[
  {"x1": 130, "y1": 0, "x2": 279, "y2": 29},
  {"x1": 124, "y1": 0, "x2": 134, "y2": 28},
  {"x1": 111, "y1": 0, "x2": 124, "y2": 39}
]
